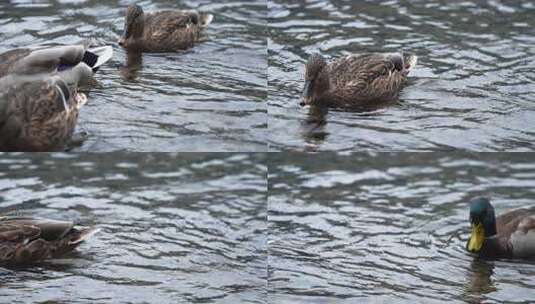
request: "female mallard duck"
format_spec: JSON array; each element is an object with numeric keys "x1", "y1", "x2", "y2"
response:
[
  {"x1": 0, "y1": 44, "x2": 113, "y2": 151},
  {"x1": 301, "y1": 52, "x2": 417, "y2": 108},
  {"x1": 0, "y1": 216, "x2": 99, "y2": 264},
  {"x1": 466, "y1": 197, "x2": 535, "y2": 259},
  {"x1": 118, "y1": 4, "x2": 213, "y2": 52}
]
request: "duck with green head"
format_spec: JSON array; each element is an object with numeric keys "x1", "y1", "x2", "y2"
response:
[{"x1": 467, "y1": 197, "x2": 535, "y2": 259}]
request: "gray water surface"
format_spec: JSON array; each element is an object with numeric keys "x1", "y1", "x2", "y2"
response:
[
  {"x1": 268, "y1": 0, "x2": 535, "y2": 151},
  {"x1": 0, "y1": 153, "x2": 267, "y2": 304},
  {"x1": 268, "y1": 152, "x2": 535, "y2": 303},
  {"x1": 0, "y1": 0, "x2": 267, "y2": 152}
]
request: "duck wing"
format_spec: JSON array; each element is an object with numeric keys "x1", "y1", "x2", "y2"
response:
[
  {"x1": 5, "y1": 45, "x2": 87, "y2": 76},
  {"x1": 330, "y1": 53, "x2": 405, "y2": 101},
  {"x1": 0, "y1": 45, "x2": 113, "y2": 80},
  {"x1": 0, "y1": 220, "x2": 41, "y2": 243},
  {"x1": 0, "y1": 48, "x2": 32, "y2": 78},
  {"x1": 509, "y1": 214, "x2": 535, "y2": 258},
  {"x1": 496, "y1": 208, "x2": 534, "y2": 235},
  {"x1": 148, "y1": 11, "x2": 198, "y2": 35},
  {"x1": 0, "y1": 217, "x2": 98, "y2": 263},
  {"x1": 495, "y1": 207, "x2": 535, "y2": 258}
]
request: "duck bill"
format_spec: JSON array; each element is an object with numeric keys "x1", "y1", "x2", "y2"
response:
[
  {"x1": 467, "y1": 222, "x2": 484, "y2": 253},
  {"x1": 300, "y1": 80, "x2": 313, "y2": 106},
  {"x1": 118, "y1": 32, "x2": 127, "y2": 46},
  {"x1": 119, "y1": 27, "x2": 130, "y2": 46}
]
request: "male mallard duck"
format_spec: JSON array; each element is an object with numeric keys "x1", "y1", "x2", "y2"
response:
[
  {"x1": 301, "y1": 52, "x2": 417, "y2": 108},
  {"x1": 0, "y1": 216, "x2": 99, "y2": 264},
  {"x1": 466, "y1": 197, "x2": 535, "y2": 259},
  {"x1": 0, "y1": 44, "x2": 113, "y2": 151},
  {"x1": 118, "y1": 4, "x2": 213, "y2": 52}
]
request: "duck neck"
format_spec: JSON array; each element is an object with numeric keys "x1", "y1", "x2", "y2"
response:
[
  {"x1": 314, "y1": 70, "x2": 330, "y2": 103},
  {"x1": 483, "y1": 212, "x2": 497, "y2": 238},
  {"x1": 132, "y1": 19, "x2": 144, "y2": 39},
  {"x1": 480, "y1": 235, "x2": 513, "y2": 258}
]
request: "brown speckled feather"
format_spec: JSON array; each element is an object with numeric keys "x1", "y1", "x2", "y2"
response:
[
  {"x1": 0, "y1": 217, "x2": 98, "y2": 264},
  {"x1": 0, "y1": 49, "x2": 32, "y2": 78},
  {"x1": 120, "y1": 5, "x2": 213, "y2": 53},
  {"x1": 327, "y1": 54, "x2": 405, "y2": 105},
  {"x1": 0, "y1": 78, "x2": 80, "y2": 151},
  {"x1": 302, "y1": 52, "x2": 416, "y2": 108},
  {"x1": 0, "y1": 44, "x2": 113, "y2": 151},
  {"x1": 143, "y1": 11, "x2": 200, "y2": 51}
]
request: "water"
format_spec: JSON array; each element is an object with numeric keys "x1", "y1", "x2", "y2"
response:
[
  {"x1": 0, "y1": 0, "x2": 267, "y2": 152},
  {"x1": 268, "y1": 152, "x2": 535, "y2": 303},
  {"x1": 0, "y1": 153, "x2": 267, "y2": 304},
  {"x1": 268, "y1": 0, "x2": 535, "y2": 151}
]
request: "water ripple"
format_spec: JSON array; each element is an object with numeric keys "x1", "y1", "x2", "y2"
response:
[
  {"x1": 268, "y1": 152, "x2": 535, "y2": 303},
  {"x1": 0, "y1": 153, "x2": 267, "y2": 304},
  {"x1": 268, "y1": 0, "x2": 535, "y2": 151},
  {"x1": 0, "y1": 0, "x2": 267, "y2": 152}
]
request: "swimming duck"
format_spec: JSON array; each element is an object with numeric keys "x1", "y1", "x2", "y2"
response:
[
  {"x1": 0, "y1": 216, "x2": 99, "y2": 264},
  {"x1": 118, "y1": 4, "x2": 213, "y2": 52},
  {"x1": 301, "y1": 52, "x2": 417, "y2": 108},
  {"x1": 0, "y1": 44, "x2": 113, "y2": 151},
  {"x1": 466, "y1": 197, "x2": 535, "y2": 259}
]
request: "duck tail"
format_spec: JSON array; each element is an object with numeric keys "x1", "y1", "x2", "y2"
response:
[
  {"x1": 69, "y1": 227, "x2": 100, "y2": 245},
  {"x1": 86, "y1": 46, "x2": 114, "y2": 72},
  {"x1": 199, "y1": 13, "x2": 214, "y2": 27}
]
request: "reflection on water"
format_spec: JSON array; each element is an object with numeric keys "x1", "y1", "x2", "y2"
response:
[
  {"x1": 464, "y1": 259, "x2": 496, "y2": 303},
  {"x1": 0, "y1": 0, "x2": 267, "y2": 152},
  {"x1": 0, "y1": 153, "x2": 267, "y2": 304},
  {"x1": 268, "y1": 0, "x2": 535, "y2": 151},
  {"x1": 120, "y1": 51, "x2": 143, "y2": 81},
  {"x1": 300, "y1": 106, "x2": 328, "y2": 151},
  {"x1": 268, "y1": 152, "x2": 535, "y2": 303}
]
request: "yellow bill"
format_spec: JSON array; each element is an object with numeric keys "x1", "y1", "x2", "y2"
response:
[{"x1": 467, "y1": 222, "x2": 484, "y2": 252}]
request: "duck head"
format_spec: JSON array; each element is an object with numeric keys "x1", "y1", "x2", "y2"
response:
[
  {"x1": 466, "y1": 197, "x2": 497, "y2": 254},
  {"x1": 119, "y1": 4, "x2": 145, "y2": 48},
  {"x1": 301, "y1": 54, "x2": 329, "y2": 107}
]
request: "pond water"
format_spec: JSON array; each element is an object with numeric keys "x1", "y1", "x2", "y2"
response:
[
  {"x1": 0, "y1": 153, "x2": 267, "y2": 303},
  {"x1": 0, "y1": 0, "x2": 267, "y2": 152},
  {"x1": 268, "y1": 0, "x2": 535, "y2": 151},
  {"x1": 268, "y1": 152, "x2": 535, "y2": 303}
]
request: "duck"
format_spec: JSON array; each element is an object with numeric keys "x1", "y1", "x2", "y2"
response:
[
  {"x1": 0, "y1": 216, "x2": 99, "y2": 264},
  {"x1": 301, "y1": 52, "x2": 417, "y2": 108},
  {"x1": 118, "y1": 4, "x2": 214, "y2": 52},
  {"x1": 466, "y1": 197, "x2": 535, "y2": 259},
  {"x1": 0, "y1": 44, "x2": 113, "y2": 151}
]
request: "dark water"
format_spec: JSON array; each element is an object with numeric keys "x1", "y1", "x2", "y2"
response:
[
  {"x1": 268, "y1": 152, "x2": 535, "y2": 303},
  {"x1": 0, "y1": 0, "x2": 267, "y2": 152},
  {"x1": 0, "y1": 153, "x2": 267, "y2": 304},
  {"x1": 268, "y1": 0, "x2": 535, "y2": 151}
]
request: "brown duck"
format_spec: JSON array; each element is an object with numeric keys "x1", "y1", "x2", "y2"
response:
[
  {"x1": 301, "y1": 52, "x2": 417, "y2": 108},
  {"x1": 118, "y1": 4, "x2": 213, "y2": 52},
  {"x1": 467, "y1": 197, "x2": 535, "y2": 259},
  {"x1": 0, "y1": 44, "x2": 113, "y2": 151},
  {"x1": 0, "y1": 216, "x2": 99, "y2": 264}
]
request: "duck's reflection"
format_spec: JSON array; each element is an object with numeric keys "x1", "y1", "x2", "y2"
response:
[
  {"x1": 120, "y1": 51, "x2": 143, "y2": 81},
  {"x1": 299, "y1": 101, "x2": 395, "y2": 151},
  {"x1": 300, "y1": 105, "x2": 329, "y2": 151},
  {"x1": 464, "y1": 258, "x2": 496, "y2": 303}
]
